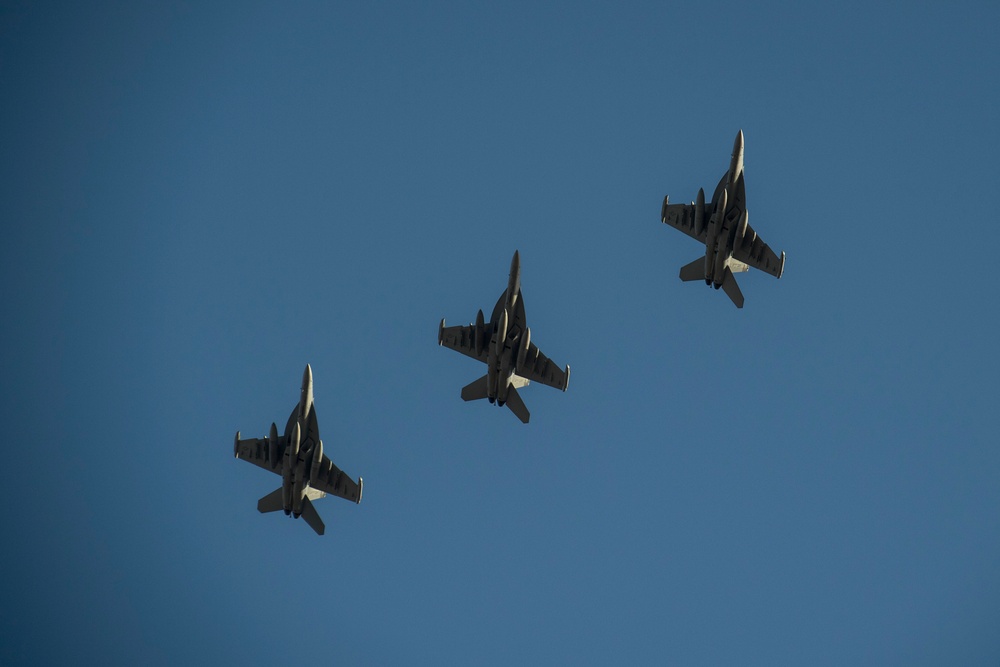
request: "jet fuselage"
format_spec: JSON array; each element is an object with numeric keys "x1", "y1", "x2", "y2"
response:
[
  {"x1": 702, "y1": 130, "x2": 747, "y2": 288},
  {"x1": 275, "y1": 364, "x2": 325, "y2": 518},
  {"x1": 485, "y1": 251, "x2": 524, "y2": 406}
]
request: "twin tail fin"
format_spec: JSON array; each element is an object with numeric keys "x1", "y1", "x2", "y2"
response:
[{"x1": 460, "y1": 374, "x2": 530, "y2": 423}]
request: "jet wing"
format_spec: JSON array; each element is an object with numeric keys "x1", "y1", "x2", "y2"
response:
[
  {"x1": 309, "y1": 457, "x2": 363, "y2": 504},
  {"x1": 732, "y1": 226, "x2": 785, "y2": 279},
  {"x1": 520, "y1": 343, "x2": 570, "y2": 391},
  {"x1": 439, "y1": 323, "x2": 488, "y2": 364},
  {"x1": 234, "y1": 435, "x2": 281, "y2": 476},
  {"x1": 661, "y1": 200, "x2": 708, "y2": 243}
]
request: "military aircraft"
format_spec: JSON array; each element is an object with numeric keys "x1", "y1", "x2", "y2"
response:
[
  {"x1": 234, "y1": 364, "x2": 362, "y2": 535},
  {"x1": 660, "y1": 130, "x2": 785, "y2": 308},
  {"x1": 438, "y1": 250, "x2": 569, "y2": 424}
]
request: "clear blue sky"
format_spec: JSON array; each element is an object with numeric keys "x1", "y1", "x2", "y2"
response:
[{"x1": 2, "y1": 2, "x2": 998, "y2": 664}]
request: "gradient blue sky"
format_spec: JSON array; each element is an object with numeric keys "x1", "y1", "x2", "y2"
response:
[{"x1": 2, "y1": 2, "x2": 999, "y2": 665}]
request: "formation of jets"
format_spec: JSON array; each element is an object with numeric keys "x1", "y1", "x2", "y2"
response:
[{"x1": 234, "y1": 130, "x2": 785, "y2": 534}]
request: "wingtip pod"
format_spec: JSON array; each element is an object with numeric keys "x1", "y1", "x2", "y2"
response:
[
  {"x1": 234, "y1": 431, "x2": 240, "y2": 457},
  {"x1": 438, "y1": 318, "x2": 445, "y2": 345},
  {"x1": 563, "y1": 364, "x2": 570, "y2": 392},
  {"x1": 778, "y1": 251, "x2": 786, "y2": 279},
  {"x1": 357, "y1": 477, "x2": 363, "y2": 505},
  {"x1": 661, "y1": 195, "x2": 669, "y2": 222}
]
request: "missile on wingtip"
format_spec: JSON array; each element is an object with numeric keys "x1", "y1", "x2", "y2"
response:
[{"x1": 506, "y1": 250, "x2": 521, "y2": 309}]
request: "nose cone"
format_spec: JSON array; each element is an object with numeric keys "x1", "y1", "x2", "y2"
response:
[
  {"x1": 506, "y1": 250, "x2": 521, "y2": 308},
  {"x1": 300, "y1": 364, "x2": 314, "y2": 419},
  {"x1": 728, "y1": 130, "x2": 745, "y2": 187}
]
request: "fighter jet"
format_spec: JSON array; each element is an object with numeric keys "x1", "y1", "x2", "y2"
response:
[
  {"x1": 660, "y1": 130, "x2": 785, "y2": 308},
  {"x1": 233, "y1": 364, "x2": 362, "y2": 535},
  {"x1": 438, "y1": 250, "x2": 569, "y2": 424}
]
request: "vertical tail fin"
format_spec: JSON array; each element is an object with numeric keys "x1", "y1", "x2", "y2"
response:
[
  {"x1": 300, "y1": 496, "x2": 326, "y2": 535},
  {"x1": 505, "y1": 385, "x2": 530, "y2": 424},
  {"x1": 461, "y1": 375, "x2": 489, "y2": 402}
]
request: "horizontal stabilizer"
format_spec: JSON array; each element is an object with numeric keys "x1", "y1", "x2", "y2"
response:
[
  {"x1": 461, "y1": 375, "x2": 489, "y2": 402},
  {"x1": 721, "y1": 267, "x2": 745, "y2": 308},
  {"x1": 300, "y1": 496, "x2": 325, "y2": 535},
  {"x1": 679, "y1": 257, "x2": 705, "y2": 282},
  {"x1": 257, "y1": 487, "x2": 284, "y2": 514},
  {"x1": 505, "y1": 385, "x2": 530, "y2": 424}
]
